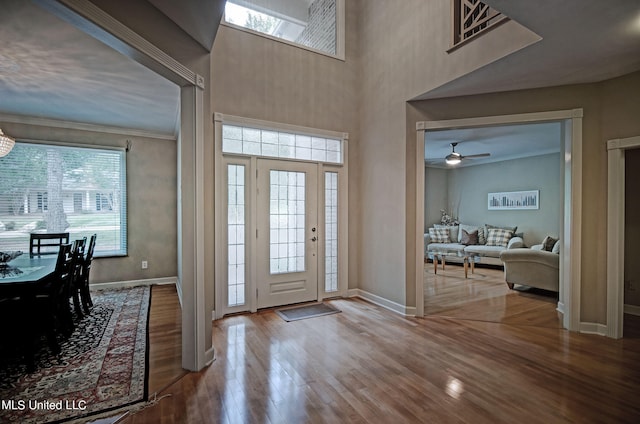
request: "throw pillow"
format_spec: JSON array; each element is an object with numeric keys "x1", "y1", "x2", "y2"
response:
[
  {"x1": 429, "y1": 227, "x2": 450, "y2": 243},
  {"x1": 478, "y1": 226, "x2": 486, "y2": 245},
  {"x1": 486, "y1": 228, "x2": 513, "y2": 247},
  {"x1": 552, "y1": 240, "x2": 561, "y2": 254},
  {"x1": 486, "y1": 224, "x2": 518, "y2": 234},
  {"x1": 458, "y1": 224, "x2": 478, "y2": 243},
  {"x1": 435, "y1": 224, "x2": 459, "y2": 243},
  {"x1": 460, "y1": 229, "x2": 478, "y2": 245},
  {"x1": 542, "y1": 235, "x2": 558, "y2": 252}
]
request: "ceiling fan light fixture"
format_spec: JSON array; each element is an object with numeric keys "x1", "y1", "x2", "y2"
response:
[
  {"x1": 0, "y1": 128, "x2": 16, "y2": 157},
  {"x1": 445, "y1": 153, "x2": 461, "y2": 165}
]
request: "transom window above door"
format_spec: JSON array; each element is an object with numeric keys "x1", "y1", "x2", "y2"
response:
[{"x1": 222, "y1": 124, "x2": 344, "y2": 164}]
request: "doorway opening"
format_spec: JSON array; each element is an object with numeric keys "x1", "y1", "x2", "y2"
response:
[
  {"x1": 607, "y1": 136, "x2": 640, "y2": 338},
  {"x1": 414, "y1": 110, "x2": 583, "y2": 332}
]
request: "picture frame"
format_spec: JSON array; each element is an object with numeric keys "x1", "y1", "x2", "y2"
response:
[{"x1": 488, "y1": 190, "x2": 539, "y2": 210}]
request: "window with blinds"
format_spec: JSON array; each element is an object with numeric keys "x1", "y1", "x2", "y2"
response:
[{"x1": 0, "y1": 142, "x2": 127, "y2": 256}]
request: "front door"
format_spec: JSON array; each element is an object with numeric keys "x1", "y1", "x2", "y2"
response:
[{"x1": 256, "y1": 159, "x2": 318, "y2": 308}]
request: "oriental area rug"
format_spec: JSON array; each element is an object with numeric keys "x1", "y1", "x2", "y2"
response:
[{"x1": 0, "y1": 286, "x2": 150, "y2": 424}]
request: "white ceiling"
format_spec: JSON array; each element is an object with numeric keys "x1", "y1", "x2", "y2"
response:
[
  {"x1": 424, "y1": 122, "x2": 562, "y2": 168},
  {"x1": 0, "y1": 0, "x2": 181, "y2": 136}
]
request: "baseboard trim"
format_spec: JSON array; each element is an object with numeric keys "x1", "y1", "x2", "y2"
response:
[
  {"x1": 347, "y1": 288, "x2": 416, "y2": 317},
  {"x1": 579, "y1": 322, "x2": 607, "y2": 336},
  {"x1": 624, "y1": 304, "x2": 640, "y2": 316},
  {"x1": 205, "y1": 346, "x2": 216, "y2": 366},
  {"x1": 176, "y1": 278, "x2": 183, "y2": 308},
  {"x1": 90, "y1": 276, "x2": 177, "y2": 291}
]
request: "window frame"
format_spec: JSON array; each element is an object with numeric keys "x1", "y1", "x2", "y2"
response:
[
  {"x1": 221, "y1": 0, "x2": 345, "y2": 61},
  {"x1": 0, "y1": 140, "x2": 127, "y2": 258}
]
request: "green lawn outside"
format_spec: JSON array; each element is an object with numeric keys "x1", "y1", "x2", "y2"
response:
[{"x1": 0, "y1": 212, "x2": 123, "y2": 254}]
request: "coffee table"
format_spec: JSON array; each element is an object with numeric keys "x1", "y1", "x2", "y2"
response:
[{"x1": 427, "y1": 248, "x2": 480, "y2": 278}]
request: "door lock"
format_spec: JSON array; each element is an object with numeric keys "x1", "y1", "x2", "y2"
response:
[
  {"x1": 312, "y1": 227, "x2": 317, "y2": 232},
  {"x1": 311, "y1": 237, "x2": 317, "y2": 242}
]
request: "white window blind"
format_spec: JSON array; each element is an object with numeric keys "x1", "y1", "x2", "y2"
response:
[{"x1": 0, "y1": 142, "x2": 127, "y2": 256}]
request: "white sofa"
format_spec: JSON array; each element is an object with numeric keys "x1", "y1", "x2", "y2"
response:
[
  {"x1": 499, "y1": 241, "x2": 560, "y2": 292},
  {"x1": 424, "y1": 224, "x2": 524, "y2": 266}
]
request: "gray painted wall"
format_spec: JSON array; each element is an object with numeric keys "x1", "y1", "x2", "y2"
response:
[
  {"x1": 425, "y1": 153, "x2": 561, "y2": 247},
  {"x1": 625, "y1": 148, "x2": 640, "y2": 307}
]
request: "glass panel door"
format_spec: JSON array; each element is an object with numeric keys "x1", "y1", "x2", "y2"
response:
[{"x1": 257, "y1": 159, "x2": 318, "y2": 308}]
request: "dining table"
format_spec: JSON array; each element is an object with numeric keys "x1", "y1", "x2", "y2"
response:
[
  {"x1": 0, "y1": 254, "x2": 58, "y2": 369},
  {"x1": 0, "y1": 254, "x2": 58, "y2": 295}
]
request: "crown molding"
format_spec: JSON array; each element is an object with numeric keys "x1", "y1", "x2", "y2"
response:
[{"x1": 0, "y1": 113, "x2": 176, "y2": 141}]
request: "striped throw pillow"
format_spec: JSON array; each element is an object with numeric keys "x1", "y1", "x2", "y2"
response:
[
  {"x1": 486, "y1": 228, "x2": 513, "y2": 247},
  {"x1": 428, "y1": 227, "x2": 450, "y2": 243}
]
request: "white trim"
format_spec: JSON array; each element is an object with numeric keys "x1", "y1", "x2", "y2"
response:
[
  {"x1": 417, "y1": 109, "x2": 582, "y2": 333},
  {"x1": 176, "y1": 278, "x2": 183, "y2": 308},
  {"x1": 0, "y1": 113, "x2": 176, "y2": 141},
  {"x1": 624, "y1": 304, "x2": 640, "y2": 316},
  {"x1": 39, "y1": 0, "x2": 211, "y2": 372},
  {"x1": 214, "y1": 114, "x2": 349, "y2": 318},
  {"x1": 607, "y1": 135, "x2": 640, "y2": 338},
  {"x1": 220, "y1": 0, "x2": 345, "y2": 61},
  {"x1": 348, "y1": 289, "x2": 417, "y2": 317},
  {"x1": 205, "y1": 347, "x2": 216, "y2": 366},
  {"x1": 419, "y1": 109, "x2": 583, "y2": 130},
  {"x1": 90, "y1": 276, "x2": 177, "y2": 291},
  {"x1": 556, "y1": 301, "x2": 565, "y2": 314},
  {"x1": 579, "y1": 322, "x2": 608, "y2": 336}
]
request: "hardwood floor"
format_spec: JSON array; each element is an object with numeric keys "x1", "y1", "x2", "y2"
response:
[
  {"x1": 147, "y1": 284, "x2": 188, "y2": 394},
  {"x1": 119, "y1": 281, "x2": 640, "y2": 424},
  {"x1": 424, "y1": 262, "x2": 563, "y2": 328}
]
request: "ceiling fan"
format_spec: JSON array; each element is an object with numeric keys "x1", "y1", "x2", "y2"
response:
[{"x1": 445, "y1": 142, "x2": 490, "y2": 165}]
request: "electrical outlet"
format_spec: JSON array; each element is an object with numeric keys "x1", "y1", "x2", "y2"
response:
[
  {"x1": 141, "y1": 260, "x2": 148, "y2": 269},
  {"x1": 628, "y1": 280, "x2": 635, "y2": 291}
]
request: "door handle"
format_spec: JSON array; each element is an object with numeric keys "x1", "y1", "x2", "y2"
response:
[{"x1": 311, "y1": 237, "x2": 317, "y2": 242}]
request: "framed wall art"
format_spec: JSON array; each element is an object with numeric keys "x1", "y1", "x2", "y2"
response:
[{"x1": 488, "y1": 190, "x2": 539, "y2": 210}]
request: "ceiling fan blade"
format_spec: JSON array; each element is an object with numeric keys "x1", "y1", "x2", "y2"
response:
[{"x1": 462, "y1": 153, "x2": 491, "y2": 159}]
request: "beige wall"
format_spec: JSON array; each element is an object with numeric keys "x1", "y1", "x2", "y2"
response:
[
  {"x1": 410, "y1": 70, "x2": 640, "y2": 324},
  {"x1": 625, "y1": 148, "x2": 640, "y2": 307},
  {"x1": 358, "y1": 0, "x2": 539, "y2": 306},
  {"x1": 0, "y1": 122, "x2": 177, "y2": 284},
  {"x1": 210, "y1": 1, "x2": 361, "y2": 289}
]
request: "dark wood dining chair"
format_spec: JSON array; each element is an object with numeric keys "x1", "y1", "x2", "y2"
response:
[
  {"x1": 29, "y1": 232, "x2": 70, "y2": 256},
  {"x1": 68, "y1": 238, "x2": 86, "y2": 318},
  {"x1": 35, "y1": 243, "x2": 75, "y2": 354},
  {"x1": 79, "y1": 234, "x2": 97, "y2": 313}
]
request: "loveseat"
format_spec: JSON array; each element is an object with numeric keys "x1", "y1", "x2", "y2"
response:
[
  {"x1": 424, "y1": 223, "x2": 524, "y2": 267},
  {"x1": 499, "y1": 238, "x2": 560, "y2": 292}
]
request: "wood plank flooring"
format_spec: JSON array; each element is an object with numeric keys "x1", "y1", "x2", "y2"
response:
[
  {"x1": 147, "y1": 284, "x2": 188, "y2": 394},
  {"x1": 424, "y1": 262, "x2": 563, "y2": 328},
  {"x1": 119, "y1": 282, "x2": 640, "y2": 424}
]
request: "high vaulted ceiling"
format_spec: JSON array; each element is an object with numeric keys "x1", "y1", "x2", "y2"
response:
[
  {"x1": 421, "y1": 0, "x2": 640, "y2": 99},
  {"x1": 0, "y1": 0, "x2": 639, "y2": 140}
]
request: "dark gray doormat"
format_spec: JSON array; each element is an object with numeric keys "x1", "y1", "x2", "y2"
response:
[{"x1": 275, "y1": 302, "x2": 341, "y2": 322}]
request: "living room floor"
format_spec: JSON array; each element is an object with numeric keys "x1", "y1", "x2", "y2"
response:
[{"x1": 424, "y1": 262, "x2": 563, "y2": 328}]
